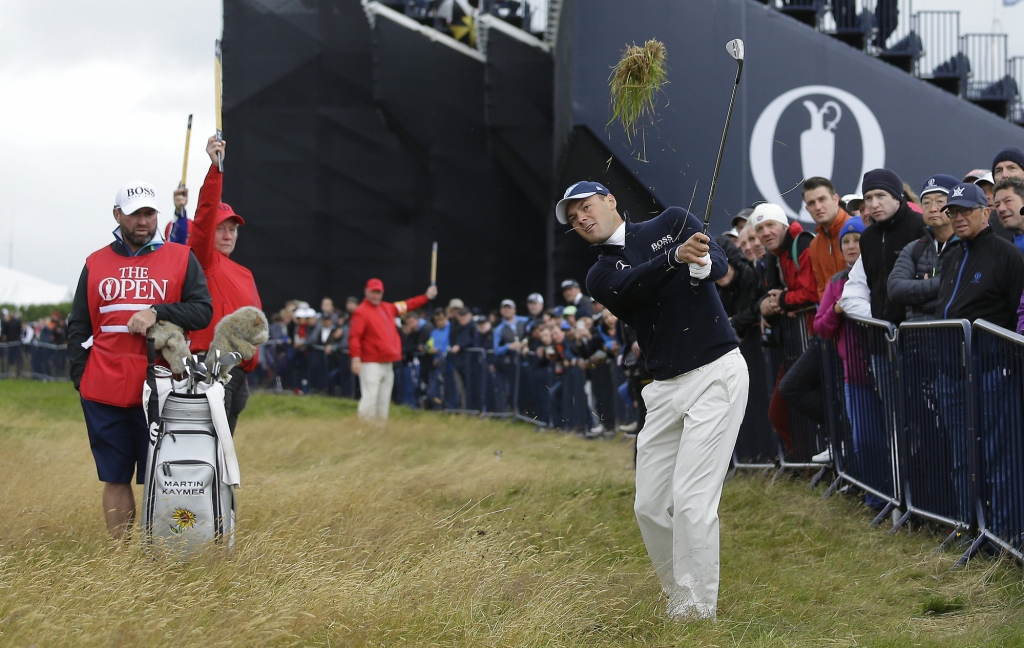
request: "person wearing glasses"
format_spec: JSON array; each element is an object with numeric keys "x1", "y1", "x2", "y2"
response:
[{"x1": 934, "y1": 182, "x2": 1024, "y2": 534}]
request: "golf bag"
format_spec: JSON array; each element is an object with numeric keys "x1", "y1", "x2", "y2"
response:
[{"x1": 141, "y1": 341, "x2": 240, "y2": 554}]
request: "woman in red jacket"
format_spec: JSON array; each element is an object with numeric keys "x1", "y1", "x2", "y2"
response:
[{"x1": 191, "y1": 136, "x2": 264, "y2": 433}]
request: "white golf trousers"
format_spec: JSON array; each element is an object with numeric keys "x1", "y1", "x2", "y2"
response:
[
  {"x1": 358, "y1": 362, "x2": 395, "y2": 421},
  {"x1": 634, "y1": 348, "x2": 748, "y2": 620}
]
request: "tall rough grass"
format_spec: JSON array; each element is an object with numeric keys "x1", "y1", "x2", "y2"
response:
[{"x1": 2, "y1": 383, "x2": 1023, "y2": 646}]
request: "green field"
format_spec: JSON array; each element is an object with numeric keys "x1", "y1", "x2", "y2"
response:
[{"x1": 1, "y1": 381, "x2": 1022, "y2": 647}]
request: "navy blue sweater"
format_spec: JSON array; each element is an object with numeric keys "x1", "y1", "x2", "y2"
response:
[{"x1": 586, "y1": 207, "x2": 739, "y2": 381}]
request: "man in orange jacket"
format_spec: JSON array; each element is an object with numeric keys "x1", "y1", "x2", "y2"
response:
[
  {"x1": 350, "y1": 279, "x2": 437, "y2": 421},
  {"x1": 803, "y1": 177, "x2": 851, "y2": 301},
  {"x1": 189, "y1": 136, "x2": 263, "y2": 433}
]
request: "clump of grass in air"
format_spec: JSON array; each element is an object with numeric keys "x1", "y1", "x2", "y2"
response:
[{"x1": 609, "y1": 39, "x2": 668, "y2": 142}]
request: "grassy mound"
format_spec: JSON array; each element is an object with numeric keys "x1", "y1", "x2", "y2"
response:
[{"x1": 1, "y1": 382, "x2": 1022, "y2": 646}]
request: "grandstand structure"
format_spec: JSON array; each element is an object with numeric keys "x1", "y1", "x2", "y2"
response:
[{"x1": 223, "y1": 0, "x2": 1022, "y2": 310}]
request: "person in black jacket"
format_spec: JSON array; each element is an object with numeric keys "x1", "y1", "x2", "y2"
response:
[
  {"x1": 714, "y1": 236, "x2": 758, "y2": 336},
  {"x1": 934, "y1": 182, "x2": 1024, "y2": 532},
  {"x1": 560, "y1": 279, "x2": 594, "y2": 318},
  {"x1": 556, "y1": 180, "x2": 747, "y2": 620},
  {"x1": 858, "y1": 168, "x2": 927, "y2": 325}
]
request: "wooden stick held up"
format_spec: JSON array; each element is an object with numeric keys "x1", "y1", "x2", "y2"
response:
[{"x1": 430, "y1": 242, "x2": 438, "y2": 286}]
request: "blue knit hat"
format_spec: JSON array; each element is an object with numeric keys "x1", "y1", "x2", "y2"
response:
[
  {"x1": 992, "y1": 147, "x2": 1024, "y2": 174},
  {"x1": 839, "y1": 217, "x2": 865, "y2": 241}
]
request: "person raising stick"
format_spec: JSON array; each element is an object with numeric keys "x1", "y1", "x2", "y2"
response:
[
  {"x1": 188, "y1": 136, "x2": 263, "y2": 433},
  {"x1": 350, "y1": 278, "x2": 437, "y2": 423},
  {"x1": 556, "y1": 181, "x2": 748, "y2": 620}
]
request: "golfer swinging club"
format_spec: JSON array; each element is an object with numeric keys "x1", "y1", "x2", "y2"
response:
[{"x1": 557, "y1": 182, "x2": 748, "y2": 619}]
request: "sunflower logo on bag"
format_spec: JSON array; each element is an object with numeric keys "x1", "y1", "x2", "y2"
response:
[{"x1": 170, "y1": 508, "x2": 197, "y2": 534}]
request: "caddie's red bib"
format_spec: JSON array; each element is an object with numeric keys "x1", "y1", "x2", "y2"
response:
[{"x1": 81, "y1": 243, "x2": 190, "y2": 407}]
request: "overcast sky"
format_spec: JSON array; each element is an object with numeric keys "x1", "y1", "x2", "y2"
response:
[{"x1": 0, "y1": 0, "x2": 1019, "y2": 293}]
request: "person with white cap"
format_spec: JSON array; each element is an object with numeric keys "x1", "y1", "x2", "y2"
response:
[
  {"x1": 964, "y1": 165, "x2": 1012, "y2": 241},
  {"x1": 750, "y1": 202, "x2": 820, "y2": 450},
  {"x1": 66, "y1": 179, "x2": 212, "y2": 542},
  {"x1": 556, "y1": 180, "x2": 747, "y2": 620},
  {"x1": 750, "y1": 203, "x2": 818, "y2": 318},
  {"x1": 560, "y1": 278, "x2": 594, "y2": 318},
  {"x1": 524, "y1": 292, "x2": 546, "y2": 336},
  {"x1": 186, "y1": 136, "x2": 264, "y2": 433}
]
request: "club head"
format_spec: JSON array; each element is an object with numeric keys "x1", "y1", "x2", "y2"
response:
[
  {"x1": 154, "y1": 366, "x2": 173, "y2": 378},
  {"x1": 726, "y1": 38, "x2": 744, "y2": 61}
]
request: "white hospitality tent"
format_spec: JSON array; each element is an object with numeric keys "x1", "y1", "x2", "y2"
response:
[{"x1": 0, "y1": 265, "x2": 74, "y2": 306}]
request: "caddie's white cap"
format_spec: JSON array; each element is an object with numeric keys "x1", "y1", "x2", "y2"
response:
[
  {"x1": 114, "y1": 181, "x2": 160, "y2": 215},
  {"x1": 749, "y1": 203, "x2": 789, "y2": 229}
]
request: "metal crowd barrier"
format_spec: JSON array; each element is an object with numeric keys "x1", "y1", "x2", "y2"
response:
[
  {"x1": 970, "y1": 320, "x2": 1024, "y2": 562},
  {"x1": 894, "y1": 320, "x2": 974, "y2": 549},
  {"x1": 762, "y1": 311, "x2": 830, "y2": 483},
  {"x1": 821, "y1": 316, "x2": 901, "y2": 527},
  {"x1": 0, "y1": 341, "x2": 68, "y2": 381},
  {"x1": 733, "y1": 333, "x2": 777, "y2": 469}
]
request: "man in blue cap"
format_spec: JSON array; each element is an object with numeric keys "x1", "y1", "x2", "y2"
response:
[
  {"x1": 935, "y1": 181, "x2": 1024, "y2": 532},
  {"x1": 556, "y1": 180, "x2": 748, "y2": 620},
  {"x1": 886, "y1": 174, "x2": 959, "y2": 322},
  {"x1": 936, "y1": 182, "x2": 1024, "y2": 327}
]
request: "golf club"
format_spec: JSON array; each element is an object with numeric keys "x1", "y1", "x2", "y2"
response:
[{"x1": 691, "y1": 38, "x2": 744, "y2": 287}]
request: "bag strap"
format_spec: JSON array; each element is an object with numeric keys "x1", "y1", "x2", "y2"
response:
[{"x1": 145, "y1": 338, "x2": 161, "y2": 434}]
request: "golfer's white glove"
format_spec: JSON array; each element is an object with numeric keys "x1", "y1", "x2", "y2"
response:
[{"x1": 688, "y1": 255, "x2": 712, "y2": 280}]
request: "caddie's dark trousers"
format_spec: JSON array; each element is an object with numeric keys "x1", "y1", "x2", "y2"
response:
[
  {"x1": 778, "y1": 338, "x2": 826, "y2": 425},
  {"x1": 223, "y1": 366, "x2": 250, "y2": 435}
]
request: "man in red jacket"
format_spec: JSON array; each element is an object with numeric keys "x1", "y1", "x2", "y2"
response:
[
  {"x1": 350, "y1": 279, "x2": 437, "y2": 421},
  {"x1": 189, "y1": 136, "x2": 263, "y2": 433},
  {"x1": 751, "y1": 203, "x2": 821, "y2": 454}
]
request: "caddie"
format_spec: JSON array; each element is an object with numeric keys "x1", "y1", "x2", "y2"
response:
[
  {"x1": 67, "y1": 181, "x2": 212, "y2": 542},
  {"x1": 556, "y1": 181, "x2": 748, "y2": 620}
]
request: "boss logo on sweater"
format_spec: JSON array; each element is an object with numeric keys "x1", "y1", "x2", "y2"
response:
[{"x1": 651, "y1": 235, "x2": 674, "y2": 252}]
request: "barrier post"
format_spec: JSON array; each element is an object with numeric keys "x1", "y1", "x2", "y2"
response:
[
  {"x1": 895, "y1": 320, "x2": 975, "y2": 552},
  {"x1": 733, "y1": 333, "x2": 778, "y2": 469},
  {"x1": 764, "y1": 310, "x2": 830, "y2": 483},
  {"x1": 970, "y1": 320, "x2": 1024, "y2": 563},
  {"x1": 821, "y1": 315, "x2": 901, "y2": 526}
]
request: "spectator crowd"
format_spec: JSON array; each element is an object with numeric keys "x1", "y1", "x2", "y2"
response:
[{"x1": 220, "y1": 147, "x2": 1024, "y2": 457}]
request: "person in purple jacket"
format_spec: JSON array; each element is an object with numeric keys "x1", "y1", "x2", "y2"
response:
[{"x1": 814, "y1": 217, "x2": 887, "y2": 507}]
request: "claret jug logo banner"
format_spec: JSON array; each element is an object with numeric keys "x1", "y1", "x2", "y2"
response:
[{"x1": 750, "y1": 85, "x2": 885, "y2": 223}]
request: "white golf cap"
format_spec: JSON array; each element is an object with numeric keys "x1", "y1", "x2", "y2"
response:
[
  {"x1": 749, "y1": 203, "x2": 789, "y2": 229},
  {"x1": 841, "y1": 193, "x2": 863, "y2": 204},
  {"x1": 555, "y1": 181, "x2": 610, "y2": 224},
  {"x1": 114, "y1": 181, "x2": 160, "y2": 215},
  {"x1": 973, "y1": 172, "x2": 995, "y2": 187}
]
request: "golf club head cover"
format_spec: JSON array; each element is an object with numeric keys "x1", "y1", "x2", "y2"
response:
[
  {"x1": 147, "y1": 321, "x2": 190, "y2": 375},
  {"x1": 207, "y1": 306, "x2": 270, "y2": 380}
]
